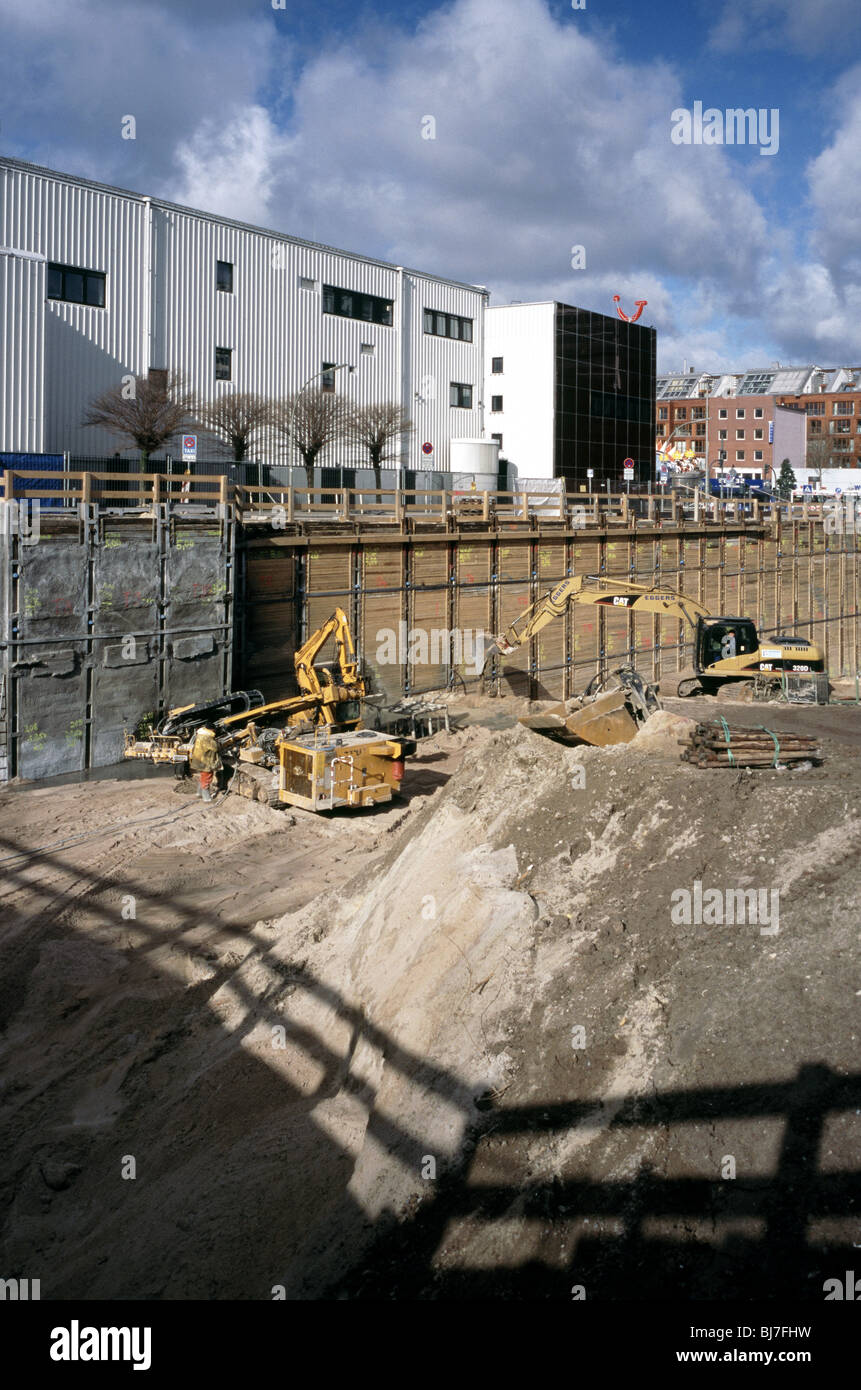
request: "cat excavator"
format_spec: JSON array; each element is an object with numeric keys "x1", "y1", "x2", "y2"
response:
[
  {"x1": 483, "y1": 575, "x2": 827, "y2": 743},
  {"x1": 124, "y1": 608, "x2": 412, "y2": 810}
]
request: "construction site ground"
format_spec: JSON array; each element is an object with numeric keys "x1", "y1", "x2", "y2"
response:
[{"x1": 1, "y1": 690, "x2": 859, "y2": 1300}]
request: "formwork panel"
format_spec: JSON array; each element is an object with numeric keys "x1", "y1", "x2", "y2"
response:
[
  {"x1": 724, "y1": 536, "x2": 741, "y2": 617},
  {"x1": 361, "y1": 544, "x2": 405, "y2": 700},
  {"x1": 493, "y1": 538, "x2": 531, "y2": 695},
  {"x1": 411, "y1": 543, "x2": 451, "y2": 692},
  {"x1": 242, "y1": 541, "x2": 298, "y2": 692},
  {"x1": 306, "y1": 545, "x2": 352, "y2": 636},
  {"x1": 92, "y1": 530, "x2": 161, "y2": 766},
  {"x1": 536, "y1": 540, "x2": 567, "y2": 698},
  {"x1": 165, "y1": 529, "x2": 230, "y2": 709},
  {"x1": 570, "y1": 536, "x2": 602, "y2": 686}
]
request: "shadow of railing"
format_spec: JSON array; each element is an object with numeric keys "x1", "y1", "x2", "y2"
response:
[{"x1": 0, "y1": 824, "x2": 858, "y2": 1299}]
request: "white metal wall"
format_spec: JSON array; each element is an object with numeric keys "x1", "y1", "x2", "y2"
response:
[
  {"x1": 0, "y1": 158, "x2": 486, "y2": 468},
  {"x1": 484, "y1": 303, "x2": 556, "y2": 479},
  {"x1": 0, "y1": 248, "x2": 45, "y2": 452}
]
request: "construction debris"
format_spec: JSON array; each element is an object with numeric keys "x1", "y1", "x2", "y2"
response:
[{"x1": 680, "y1": 719, "x2": 823, "y2": 768}]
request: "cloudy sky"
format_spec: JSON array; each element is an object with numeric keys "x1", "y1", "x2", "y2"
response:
[{"x1": 2, "y1": 0, "x2": 860, "y2": 371}]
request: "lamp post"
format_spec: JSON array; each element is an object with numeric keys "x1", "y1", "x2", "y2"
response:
[{"x1": 288, "y1": 363, "x2": 355, "y2": 485}]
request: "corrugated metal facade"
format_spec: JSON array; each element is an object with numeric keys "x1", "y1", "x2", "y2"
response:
[
  {"x1": 0, "y1": 158, "x2": 487, "y2": 466},
  {"x1": 0, "y1": 249, "x2": 45, "y2": 452}
]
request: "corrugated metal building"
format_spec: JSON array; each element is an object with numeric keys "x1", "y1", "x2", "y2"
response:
[{"x1": 0, "y1": 157, "x2": 488, "y2": 469}]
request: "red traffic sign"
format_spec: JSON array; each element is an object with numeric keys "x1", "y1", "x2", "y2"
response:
[
  {"x1": 422, "y1": 441, "x2": 433, "y2": 455},
  {"x1": 623, "y1": 457, "x2": 635, "y2": 468}
]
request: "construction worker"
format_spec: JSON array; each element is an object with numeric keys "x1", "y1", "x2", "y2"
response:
[{"x1": 188, "y1": 725, "x2": 222, "y2": 802}]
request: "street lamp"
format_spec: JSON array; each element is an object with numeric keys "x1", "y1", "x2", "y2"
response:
[{"x1": 288, "y1": 362, "x2": 355, "y2": 484}]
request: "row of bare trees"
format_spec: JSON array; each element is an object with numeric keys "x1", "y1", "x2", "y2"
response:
[{"x1": 82, "y1": 372, "x2": 414, "y2": 490}]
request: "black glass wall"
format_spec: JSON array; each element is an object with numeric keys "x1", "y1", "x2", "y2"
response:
[{"x1": 553, "y1": 304, "x2": 656, "y2": 488}]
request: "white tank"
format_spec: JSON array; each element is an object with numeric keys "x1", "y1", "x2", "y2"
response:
[{"x1": 450, "y1": 437, "x2": 500, "y2": 488}]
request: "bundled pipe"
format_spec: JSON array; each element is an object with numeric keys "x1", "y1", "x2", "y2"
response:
[{"x1": 679, "y1": 718, "x2": 823, "y2": 769}]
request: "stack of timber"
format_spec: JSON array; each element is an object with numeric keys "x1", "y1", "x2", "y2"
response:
[{"x1": 680, "y1": 720, "x2": 823, "y2": 769}]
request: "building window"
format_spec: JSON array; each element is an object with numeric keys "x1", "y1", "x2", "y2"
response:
[
  {"x1": 658, "y1": 406, "x2": 668, "y2": 420},
  {"x1": 491, "y1": 356, "x2": 503, "y2": 374},
  {"x1": 298, "y1": 275, "x2": 316, "y2": 290},
  {"x1": 831, "y1": 419, "x2": 851, "y2": 434},
  {"x1": 656, "y1": 425, "x2": 665, "y2": 437},
  {"x1": 806, "y1": 401, "x2": 825, "y2": 415},
  {"x1": 736, "y1": 408, "x2": 745, "y2": 418},
  {"x1": 754, "y1": 428, "x2": 763, "y2": 439},
  {"x1": 323, "y1": 284, "x2": 393, "y2": 326},
  {"x1": 834, "y1": 400, "x2": 855, "y2": 415},
  {"x1": 676, "y1": 407, "x2": 687, "y2": 419},
  {"x1": 718, "y1": 408, "x2": 728, "y2": 419},
  {"x1": 491, "y1": 432, "x2": 503, "y2": 448},
  {"x1": 450, "y1": 382, "x2": 472, "y2": 409},
  {"x1": 736, "y1": 450, "x2": 745, "y2": 461},
  {"x1": 360, "y1": 342, "x2": 374, "y2": 356},
  {"x1": 692, "y1": 406, "x2": 705, "y2": 419},
  {"x1": 695, "y1": 423, "x2": 705, "y2": 436},
  {"x1": 736, "y1": 429, "x2": 745, "y2": 439},
  {"x1": 810, "y1": 419, "x2": 822, "y2": 434},
  {"x1": 831, "y1": 439, "x2": 850, "y2": 452},
  {"x1": 718, "y1": 429, "x2": 727, "y2": 440},
  {"x1": 216, "y1": 260, "x2": 233, "y2": 293},
  {"x1": 754, "y1": 407, "x2": 764, "y2": 418},
  {"x1": 754, "y1": 450, "x2": 763, "y2": 461},
  {"x1": 424, "y1": 308, "x2": 473, "y2": 341},
  {"x1": 47, "y1": 262, "x2": 106, "y2": 307},
  {"x1": 491, "y1": 395, "x2": 503, "y2": 413},
  {"x1": 215, "y1": 347, "x2": 232, "y2": 381}
]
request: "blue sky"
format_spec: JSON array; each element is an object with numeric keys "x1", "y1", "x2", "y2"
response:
[{"x1": 2, "y1": 0, "x2": 860, "y2": 370}]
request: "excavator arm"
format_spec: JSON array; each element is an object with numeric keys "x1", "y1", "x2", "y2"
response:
[
  {"x1": 487, "y1": 575, "x2": 710, "y2": 659},
  {"x1": 293, "y1": 606, "x2": 359, "y2": 698}
]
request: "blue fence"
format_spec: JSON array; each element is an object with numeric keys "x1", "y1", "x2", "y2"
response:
[{"x1": 0, "y1": 453, "x2": 66, "y2": 507}]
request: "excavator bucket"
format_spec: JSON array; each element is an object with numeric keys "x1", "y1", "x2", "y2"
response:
[{"x1": 518, "y1": 667, "x2": 660, "y2": 747}]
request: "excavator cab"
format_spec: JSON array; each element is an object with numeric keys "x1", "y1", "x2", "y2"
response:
[{"x1": 697, "y1": 618, "x2": 759, "y2": 674}]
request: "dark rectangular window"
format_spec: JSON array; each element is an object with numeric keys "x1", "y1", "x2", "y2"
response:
[
  {"x1": 450, "y1": 382, "x2": 472, "y2": 408},
  {"x1": 215, "y1": 347, "x2": 232, "y2": 381},
  {"x1": 491, "y1": 356, "x2": 503, "y2": 374},
  {"x1": 425, "y1": 309, "x2": 474, "y2": 341},
  {"x1": 322, "y1": 283, "x2": 392, "y2": 326},
  {"x1": 321, "y1": 361, "x2": 336, "y2": 393},
  {"x1": 491, "y1": 395, "x2": 503, "y2": 412},
  {"x1": 47, "y1": 262, "x2": 105, "y2": 307},
  {"x1": 491, "y1": 432, "x2": 503, "y2": 448},
  {"x1": 216, "y1": 260, "x2": 233, "y2": 293}
]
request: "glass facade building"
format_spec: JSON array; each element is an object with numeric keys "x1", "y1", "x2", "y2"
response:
[{"x1": 554, "y1": 304, "x2": 656, "y2": 487}]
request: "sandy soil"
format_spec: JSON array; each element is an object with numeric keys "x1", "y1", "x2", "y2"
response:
[{"x1": 1, "y1": 695, "x2": 859, "y2": 1300}]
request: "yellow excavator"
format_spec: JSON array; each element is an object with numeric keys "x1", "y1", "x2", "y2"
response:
[
  {"x1": 124, "y1": 608, "x2": 412, "y2": 810},
  {"x1": 485, "y1": 573, "x2": 828, "y2": 708}
]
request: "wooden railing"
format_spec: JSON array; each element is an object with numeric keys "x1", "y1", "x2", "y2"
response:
[
  {"x1": 0, "y1": 469, "x2": 786, "y2": 528},
  {"x1": 0, "y1": 469, "x2": 229, "y2": 507}
]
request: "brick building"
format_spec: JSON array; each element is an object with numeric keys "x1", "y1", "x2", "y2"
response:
[{"x1": 655, "y1": 366, "x2": 861, "y2": 480}]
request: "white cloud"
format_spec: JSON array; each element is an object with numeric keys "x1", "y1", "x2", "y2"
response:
[
  {"x1": 3, "y1": 0, "x2": 861, "y2": 366},
  {"x1": 709, "y1": 0, "x2": 861, "y2": 54}
]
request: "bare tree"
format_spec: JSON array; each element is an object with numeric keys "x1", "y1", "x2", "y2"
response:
[
  {"x1": 83, "y1": 370, "x2": 196, "y2": 471},
  {"x1": 805, "y1": 436, "x2": 831, "y2": 489},
  {"x1": 196, "y1": 390, "x2": 273, "y2": 462},
  {"x1": 345, "y1": 401, "x2": 415, "y2": 500},
  {"x1": 275, "y1": 389, "x2": 349, "y2": 488}
]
